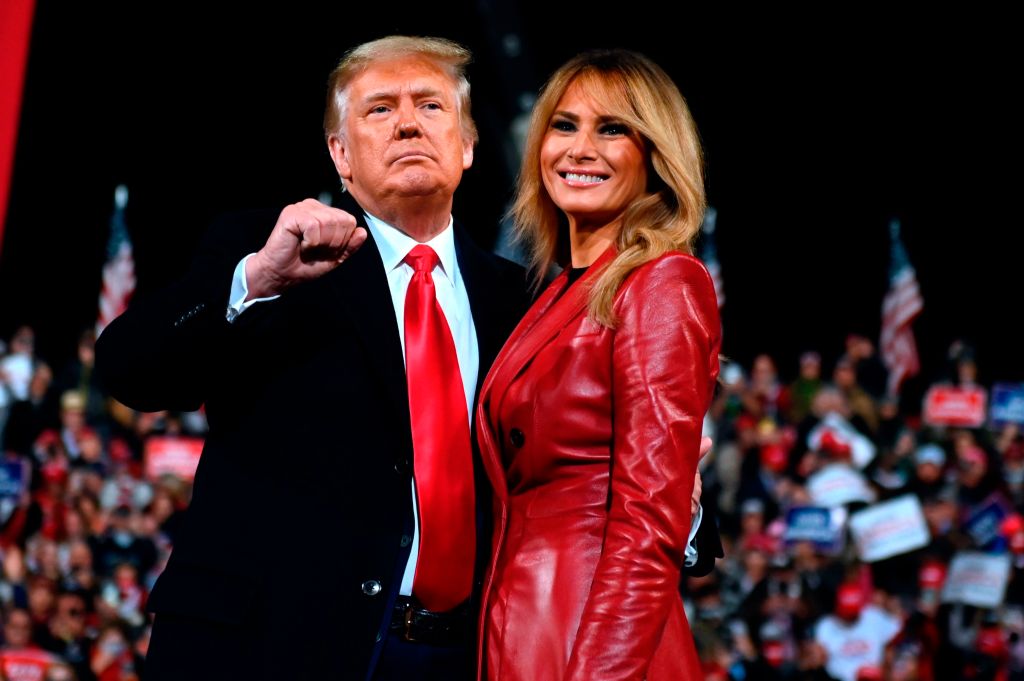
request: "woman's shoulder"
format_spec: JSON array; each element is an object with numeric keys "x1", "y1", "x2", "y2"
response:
[{"x1": 617, "y1": 250, "x2": 717, "y2": 300}]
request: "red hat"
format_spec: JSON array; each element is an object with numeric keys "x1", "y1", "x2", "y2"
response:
[
  {"x1": 1002, "y1": 514, "x2": 1024, "y2": 537},
  {"x1": 743, "y1": 532, "x2": 777, "y2": 555},
  {"x1": 736, "y1": 413, "x2": 758, "y2": 432},
  {"x1": 919, "y1": 560, "x2": 947, "y2": 591},
  {"x1": 856, "y1": 667, "x2": 884, "y2": 681},
  {"x1": 960, "y1": 445, "x2": 987, "y2": 467},
  {"x1": 760, "y1": 443, "x2": 789, "y2": 473},
  {"x1": 819, "y1": 430, "x2": 852, "y2": 459},
  {"x1": 761, "y1": 639, "x2": 785, "y2": 668},
  {"x1": 41, "y1": 460, "x2": 68, "y2": 484},
  {"x1": 109, "y1": 438, "x2": 133, "y2": 463},
  {"x1": 976, "y1": 626, "x2": 1007, "y2": 658},
  {"x1": 835, "y1": 583, "x2": 865, "y2": 619}
]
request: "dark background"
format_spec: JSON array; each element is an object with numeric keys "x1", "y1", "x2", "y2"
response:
[{"x1": 1, "y1": 3, "x2": 1019, "y2": 403}]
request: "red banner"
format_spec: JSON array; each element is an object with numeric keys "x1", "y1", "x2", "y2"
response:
[
  {"x1": 923, "y1": 385, "x2": 987, "y2": 428},
  {"x1": 144, "y1": 436, "x2": 205, "y2": 482}
]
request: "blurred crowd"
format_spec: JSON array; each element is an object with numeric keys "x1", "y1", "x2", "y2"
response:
[
  {"x1": 2, "y1": 322, "x2": 1021, "y2": 681},
  {"x1": 691, "y1": 335, "x2": 1023, "y2": 681},
  {"x1": 0, "y1": 326, "x2": 198, "y2": 681}
]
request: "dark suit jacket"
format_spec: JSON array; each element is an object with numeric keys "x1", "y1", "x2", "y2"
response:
[{"x1": 96, "y1": 193, "x2": 530, "y2": 681}]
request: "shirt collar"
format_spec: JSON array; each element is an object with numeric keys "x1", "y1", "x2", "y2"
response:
[{"x1": 363, "y1": 212, "x2": 459, "y2": 287}]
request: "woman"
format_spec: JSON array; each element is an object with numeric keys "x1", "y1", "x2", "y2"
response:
[{"x1": 476, "y1": 50, "x2": 721, "y2": 680}]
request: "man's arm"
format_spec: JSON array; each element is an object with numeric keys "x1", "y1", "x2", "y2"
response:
[{"x1": 96, "y1": 199, "x2": 366, "y2": 412}]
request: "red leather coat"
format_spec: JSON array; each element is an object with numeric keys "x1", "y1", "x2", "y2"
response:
[{"x1": 476, "y1": 247, "x2": 722, "y2": 681}]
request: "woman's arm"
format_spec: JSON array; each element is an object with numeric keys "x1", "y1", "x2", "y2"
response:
[{"x1": 565, "y1": 253, "x2": 721, "y2": 681}]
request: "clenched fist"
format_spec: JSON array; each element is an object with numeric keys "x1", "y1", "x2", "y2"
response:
[{"x1": 245, "y1": 199, "x2": 368, "y2": 300}]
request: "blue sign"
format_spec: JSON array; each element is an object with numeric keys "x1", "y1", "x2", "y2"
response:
[
  {"x1": 783, "y1": 506, "x2": 843, "y2": 553},
  {"x1": 991, "y1": 383, "x2": 1024, "y2": 428},
  {"x1": 963, "y1": 495, "x2": 1009, "y2": 550},
  {"x1": 0, "y1": 460, "x2": 27, "y2": 524}
]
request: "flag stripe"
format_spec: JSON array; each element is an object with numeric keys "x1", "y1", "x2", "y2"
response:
[{"x1": 880, "y1": 221, "x2": 923, "y2": 396}]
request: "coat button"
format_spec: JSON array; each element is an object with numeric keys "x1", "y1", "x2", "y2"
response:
[
  {"x1": 394, "y1": 456, "x2": 411, "y2": 475},
  {"x1": 509, "y1": 428, "x2": 525, "y2": 448},
  {"x1": 361, "y1": 580, "x2": 382, "y2": 596},
  {"x1": 400, "y1": 534, "x2": 412, "y2": 547}
]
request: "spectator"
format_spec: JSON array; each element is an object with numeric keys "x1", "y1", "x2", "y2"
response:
[
  {"x1": 813, "y1": 583, "x2": 901, "y2": 681},
  {"x1": 0, "y1": 607, "x2": 59, "y2": 681},
  {"x1": 37, "y1": 590, "x2": 94, "y2": 681}
]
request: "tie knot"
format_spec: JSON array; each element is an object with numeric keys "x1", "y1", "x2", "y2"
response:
[{"x1": 404, "y1": 244, "x2": 440, "y2": 273}]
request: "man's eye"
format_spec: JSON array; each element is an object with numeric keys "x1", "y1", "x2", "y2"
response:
[
  {"x1": 422, "y1": 102, "x2": 442, "y2": 110},
  {"x1": 370, "y1": 105, "x2": 390, "y2": 114}
]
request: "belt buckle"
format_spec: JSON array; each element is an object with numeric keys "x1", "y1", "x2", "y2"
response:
[{"x1": 403, "y1": 604, "x2": 418, "y2": 643}]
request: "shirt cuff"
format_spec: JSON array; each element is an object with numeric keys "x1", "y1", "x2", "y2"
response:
[
  {"x1": 226, "y1": 253, "x2": 280, "y2": 322},
  {"x1": 683, "y1": 503, "x2": 703, "y2": 567}
]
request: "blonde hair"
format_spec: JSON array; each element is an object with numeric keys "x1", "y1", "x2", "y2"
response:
[
  {"x1": 323, "y1": 35, "x2": 478, "y2": 145},
  {"x1": 512, "y1": 49, "x2": 705, "y2": 326}
]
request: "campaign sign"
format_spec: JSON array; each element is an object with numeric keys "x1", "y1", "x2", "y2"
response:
[
  {"x1": 963, "y1": 495, "x2": 1010, "y2": 549},
  {"x1": 783, "y1": 506, "x2": 844, "y2": 554},
  {"x1": 807, "y1": 463, "x2": 876, "y2": 507},
  {"x1": 0, "y1": 460, "x2": 28, "y2": 524},
  {"x1": 991, "y1": 383, "x2": 1024, "y2": 428},
  {"x1": 923, "y1": 385, "x2": 987, "y2": 428},
  {"x1": 144, "y1": 436, "x2": 204, "y2": 482},
  {"x1": 942, "y1": 552, "x2": 1012, "y2": 608},
  {"x1": 848, "y1": 494, "x2": 930, "y2": 562}
]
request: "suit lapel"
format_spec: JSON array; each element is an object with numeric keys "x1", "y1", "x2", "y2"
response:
[
  {"x1": 324, "y1": 194, "x2": 411, "y2": 437},
  {"x1": 454, "y1": 223, "x2": 506, "y2": 398}
]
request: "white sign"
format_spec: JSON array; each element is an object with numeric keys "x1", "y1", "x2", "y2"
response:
[
  {"x1": 848, "y1": 494, "x2": 930, "y2": 562},
  {"x1": 807, "y1": 463, "x2": 876, "y2": 507},
  {"x1": 807, "y1": 412, "x2": 877, "y2": 469},
  {"x1": 942, "y1": 552, "x2": 1012, "y2": 608}
]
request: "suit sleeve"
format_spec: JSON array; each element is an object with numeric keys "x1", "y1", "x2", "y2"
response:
[
  {"x1": 95, "y1": 214, "x2": 273, "y2": 412},
  {"x1": 564, "y1": 254, "x2": 721, "y2": 681}
]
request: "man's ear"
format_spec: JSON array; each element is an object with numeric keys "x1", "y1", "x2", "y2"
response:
[
  {"x1": 328, "y1": 134, "x2": 352, "y2": 181},
  {"x1": 462, "y1": 136, "x2": 474, "y2": 171}
]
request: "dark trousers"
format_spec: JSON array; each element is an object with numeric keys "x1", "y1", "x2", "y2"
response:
[{"x1": 372, "y1": 630, "x2": 474, "y2": 681}]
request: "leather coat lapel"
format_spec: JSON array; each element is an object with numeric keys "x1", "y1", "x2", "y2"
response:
[{"x1": 477, "y1": 246, "x2": 616, "y2": 497}]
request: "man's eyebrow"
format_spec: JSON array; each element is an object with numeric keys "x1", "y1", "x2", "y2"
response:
[{"x1": 359, "y1": 86, "x2": 447, "y2": 103}]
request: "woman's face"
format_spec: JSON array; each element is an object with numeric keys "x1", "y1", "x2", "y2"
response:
[{"x1": 540, "y1": 81, "x2": 648, "y2": 231}]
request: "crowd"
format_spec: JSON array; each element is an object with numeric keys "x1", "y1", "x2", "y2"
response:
[
  {"x1": 1, "y1": 326, "x2": 196, "y2": 681},
  {"x1": 1, "y1": 320, "x2": 1019, "y2": 681}
]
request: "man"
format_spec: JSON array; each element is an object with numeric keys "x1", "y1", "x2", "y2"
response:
[
  {"x1": 97, "y1": 36, "x2": 528, "y2": 681},
  {"x1": 97, "y1": 36, "x2": 714, "y2": 681}
]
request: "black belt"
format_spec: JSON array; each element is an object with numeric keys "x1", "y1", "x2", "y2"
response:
[{"x1": 389, "y1": 596, "x2": 472, "y2": 646}]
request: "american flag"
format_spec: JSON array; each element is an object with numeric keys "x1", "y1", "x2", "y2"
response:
[
  {"x1": 700, "y1": 206, "x2": 724, "y2": 308},
  {"x1": 96, "y1": 184, "x2": 136, "y2": 336},
  {"x1": 880, "y1": 218, "x2": 923, "y2": 396}
]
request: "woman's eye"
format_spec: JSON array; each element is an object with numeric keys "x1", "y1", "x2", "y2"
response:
[
  {"x1": 551, "y1": 120, "x2": 576, "y2": 132},
  {"x1": 601, "y1": 123, "x2": 629, "y2": 136}
]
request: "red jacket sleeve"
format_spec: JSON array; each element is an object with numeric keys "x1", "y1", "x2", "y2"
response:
[{"x1": 564, "y1": 253, "x2": 721, "y2": 680}]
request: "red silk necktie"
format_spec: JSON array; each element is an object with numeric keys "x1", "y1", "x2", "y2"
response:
[{"x1": 403, "y1": 244, "x2": 475, "y2": 612}]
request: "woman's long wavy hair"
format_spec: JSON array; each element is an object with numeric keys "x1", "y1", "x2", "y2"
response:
[{"x1": 512, "y1": 49, "x2": 706, "y2": 327}]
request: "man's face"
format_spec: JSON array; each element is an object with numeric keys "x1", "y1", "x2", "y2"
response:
[
  {"x1": 3, "y1": 610, "x2": 32, "y2": 648},
  {"x1": 328, "y1": 56, "x2": 473, "y2": 216}
]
